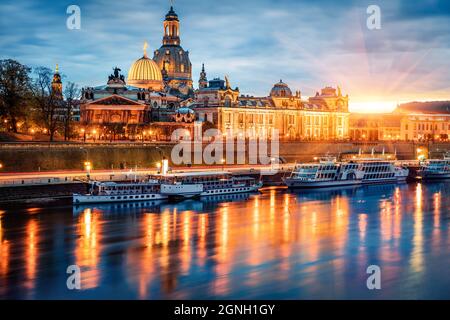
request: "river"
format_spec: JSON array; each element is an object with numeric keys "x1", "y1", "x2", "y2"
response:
[{"x1": 0, "y1": 182, "x2": 449, "y2": 299}]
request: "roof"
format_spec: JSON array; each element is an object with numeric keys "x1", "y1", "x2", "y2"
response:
[
  {"x1": 396, "y1": 101, "x2": 450, "y2": 114},
  {"x1": 176, "y1": 107, "x2": 194, "y2": 114},
  {"x1": 153, "y1": 171, "x2": 232, "y2": 178}
]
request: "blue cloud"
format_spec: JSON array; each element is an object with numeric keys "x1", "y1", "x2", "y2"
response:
[{"x1": 1, "y1": 0, "x2": 449, "y2": 109}]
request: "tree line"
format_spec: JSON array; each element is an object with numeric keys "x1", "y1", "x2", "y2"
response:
[{"x1": 0, "y1": 59, "x2": 80, "y2": 141}]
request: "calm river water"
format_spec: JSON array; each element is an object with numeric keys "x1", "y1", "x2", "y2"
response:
[{"x1": 0, "y1": 182, "x2": 449, "y2": 299}]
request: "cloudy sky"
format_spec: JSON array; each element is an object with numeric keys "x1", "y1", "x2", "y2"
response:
[{"x1": 1, "y1": 0, "x2": 449, "y2": 112}]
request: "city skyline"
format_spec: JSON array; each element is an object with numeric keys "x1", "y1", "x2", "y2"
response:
[{"x1": 1, "y1": 0, "x2": 450, "y2": 112}]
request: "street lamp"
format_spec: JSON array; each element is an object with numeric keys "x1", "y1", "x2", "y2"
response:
[
  {"x1": 84, "y1": 161, "x2": 92, "y2": 180},
  {"x1": 221, "y1": 158, "x2": 225, "y2": 171},
  {"x1": 156, "y1": 162, "x2": 161, "y2": 174}
]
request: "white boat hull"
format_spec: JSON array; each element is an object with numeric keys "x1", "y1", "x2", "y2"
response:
[
  {"x1": 420, "y1": 172, "x2": 450, "y2": 180},
  {"x1": 284, "y1": 179, "x2": 362, "y2": 188},
  {"x1": 73, "y1": 193, "x2": 167, "y2": 204},
  {"x1": 73, "y1": 183, "x2": 262, "y2": 204},
  {"x1": 161, "y1": 183, "x2": 204, "y2": 199},
  {"x1": 362, "y1": 177, "x2": 406, "y2": 185},
  {"x1": 201, "y1": 183, "x2": 262, "y2": 196}
]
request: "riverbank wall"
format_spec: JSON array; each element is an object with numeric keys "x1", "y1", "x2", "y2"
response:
[{"x1": 0, "y1": 141, "x2": 449, "y2": 172}]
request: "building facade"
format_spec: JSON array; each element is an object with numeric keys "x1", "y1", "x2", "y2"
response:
[
  {"x1": 400, "y1": 113, "x2": 450, "y2": 141},
  {"x1": 80, "y1": 67, "x2": 179, "y2": 140},
  {"x1": 349, "y1": 107, "x2": 450, "y2": 142},
  {"x1": 189, "y1": 68, "x2": 350, "y2": 140},
  {"x1": 77, "y1": 6, "x2": 355, "y2": 141}
]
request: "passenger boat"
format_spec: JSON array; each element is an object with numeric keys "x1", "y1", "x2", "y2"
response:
[
  {"x1": 283, "y1": 157, "x2": 364, "y2": 188},
  {"x1": 73, "y1": 171, "x2": 263, "y2": 204},
  {"x1": 284, "y1": 157, "x2": 409, "y2": 189},
  {"x1": 152, "y1": 171, "x2": 263, "y2": 199},
  {"x1": 354, "y1": 158, "x2": 409, "y2": 184},
  {"x1": 73, "y1": 179, "x2": 167, "y2": 204},
  {"x1": 419, "y1": 154, "x2": 450, "y2": 180}
]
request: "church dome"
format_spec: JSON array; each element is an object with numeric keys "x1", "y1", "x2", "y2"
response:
[
  {"x1": 128, "y1": 47, "x2": 164, "y2": 91},
  {"x1": 270, "y1": 80, "x2": 292, "y2": 97}
]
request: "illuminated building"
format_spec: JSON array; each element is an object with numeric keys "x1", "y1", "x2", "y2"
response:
[
  {"x1": 349, "y1": 113, "x2": 380, "y2": 141},
  {"x1": 51, "y1": 64, "x2": 63, "y2": 98},
  {"x1": 127, "y1": 42, "x2": 164, "y2": 92},
  {"x1": 152, "y1": 6, "x2": 193, "y2": 98},
  {"x1": 79, "y1": 5, "x2": 354, "y2": 141},
  {"x1": 51, "y1": 64, "x2": 81, "y2": 123},
  {"x1": 349, "y1": 103, "x2": 450, "y2": 142},
  {"x1": 80, "y1": 68, "x2": 178, "y2": 126},
  {"x1": 400, "y1": 114, "x2": 450, "y2": 141},
  {"x1": 189, "y1": 70, "x2": 350, "y2": 140}
]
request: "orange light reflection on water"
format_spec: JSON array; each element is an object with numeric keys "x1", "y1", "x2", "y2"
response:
[
  {"x1": 25, "y1": 219, "x2": 38, "y2": 292},
  {"x1": 0, "y1": 217, "x2": 10, "y2": 293},
  {"x1": 75, "y1": 208, "x2": 101, "y2": 289},
  {"x1": 411, "y1": 183, "x2": 424, "y2": 274}
]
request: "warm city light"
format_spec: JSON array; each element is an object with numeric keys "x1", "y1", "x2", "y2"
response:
[{"x1": 0, "y1": 1, "x2": 449, "y2": 303}]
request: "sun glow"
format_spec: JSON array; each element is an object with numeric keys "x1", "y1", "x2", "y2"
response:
[{"x1": 349, "y1": 101, "x2": 398, "y2": 113}]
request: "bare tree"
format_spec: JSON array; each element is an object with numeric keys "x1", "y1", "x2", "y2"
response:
[
  {"x1": 0, "y1": 59, "x2": 32, "y2": 132},
  {"x1": 63, "y1": 82, "x2": 80, "y2": 140},
  {"x1": 31, "y1": 66, "x2": 61, "y2": 141}
]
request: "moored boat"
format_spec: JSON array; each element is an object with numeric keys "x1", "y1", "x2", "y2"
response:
[
  {"x1": 419, "y1": 154, "x2": 450, "y2": 180},
  {"x1": 152, "y1": 171, "x2": 263, "y2": 198},
  {"x1": 283, "y1": 158, "x2": 364, "y2": 188},
  {"x1": 354, "y1": 158, "x2": 409, "y2": 184},
  {"x1": 73, "y1": 179, "x2": 166, "y2": 204},
  {"x1": 73, "y1": 171, "x2": 263, "y2": 204}
]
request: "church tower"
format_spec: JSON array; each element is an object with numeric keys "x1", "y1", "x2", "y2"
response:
[
  {"x1": 51, "y1": 64, "x2": 63, "y2": 99},
  {"x1": 153, "y1": 6, "x2": 193, "y2": 97},
  {"x1": 199, "y1": 63, "x2": 208, "y2": 89},
  {"x1": 163, "y1": 6, "x2": 180, "y2": 46}
]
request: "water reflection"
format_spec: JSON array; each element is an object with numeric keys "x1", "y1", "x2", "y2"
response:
[
  {"x1": 75, "y1": 208, "x2": 101, "y2": 289},
  {"x1": 24, "y1": 219, "x2": 38, "y2": 292},
  {"x1": 0, "y1": 214, "x2": 10, "y2": 296},
  {"x1": 0, "y1": 184, "x2": 449, "y2": 299}
]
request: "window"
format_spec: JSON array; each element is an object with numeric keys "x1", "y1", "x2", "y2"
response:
[
  {"x1": 289, "y1": 115, "x2": 295, "y2": 125},
  {"x1": 224, "y1": 96, "x2": 232, "y2": 107}
]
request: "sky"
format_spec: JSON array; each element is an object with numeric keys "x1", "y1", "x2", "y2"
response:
[{"x1": 1, "y1": 0, "x2": 450, "y2": 112}]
